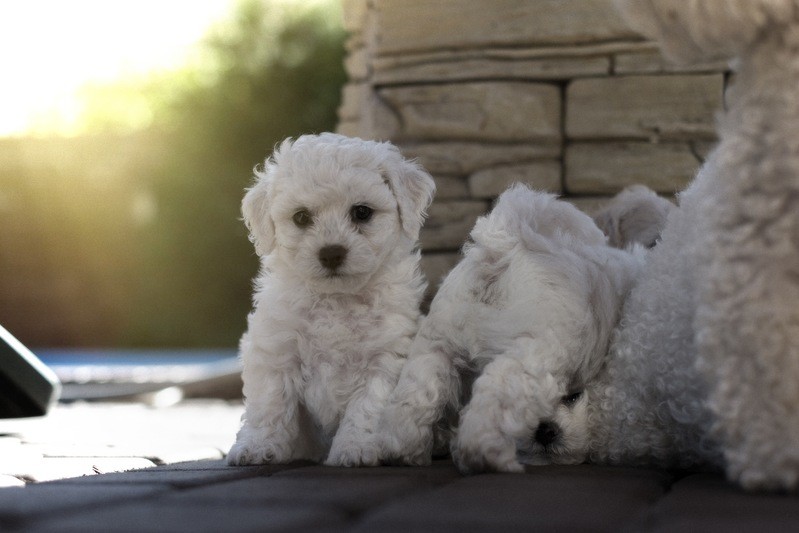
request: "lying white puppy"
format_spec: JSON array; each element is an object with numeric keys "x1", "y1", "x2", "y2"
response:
[
  {"x1": 227, "y1": 133, "x2": 435, "y2": 467},
  {"x1": 379, "y1": 184, "x2": 644, "y2": 473}
]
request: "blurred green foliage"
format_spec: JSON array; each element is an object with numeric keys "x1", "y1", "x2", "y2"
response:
[{"x1": 0, "y1": 0, "x2": 346, "y2": 347}]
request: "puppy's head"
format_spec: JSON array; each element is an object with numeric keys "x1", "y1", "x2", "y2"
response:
[
  {"x1": 243, "y1": 133, "x2": 435, "y2": 292},
  {"x1": 519, "y1": 385, "x2": 590, "y2": 466}
]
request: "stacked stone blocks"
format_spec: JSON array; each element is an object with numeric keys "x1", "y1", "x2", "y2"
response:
[{"x1": 337, "y1": 0, "x2": 728, "y2": 287}]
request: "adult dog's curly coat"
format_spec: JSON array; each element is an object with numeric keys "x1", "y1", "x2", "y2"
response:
[
  {"x1": 227, "y1": 133, "x2": 435, "y2": 467},
  {"x1": 587, "y1": 0, "x2": 799, "y2": 491}
]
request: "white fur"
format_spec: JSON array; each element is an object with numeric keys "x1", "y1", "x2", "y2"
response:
[
  {"x1": 614, "y1": 0, "x2": 797, "y2": 65},
  {"x1": 587, "y1": 0, "x2": 799, "y2": 490},
  {"x1": 593, "y1": 185, "x2": 675, "y2": 249},
  {"x1": 227, "y1": 133, "x2": 435, "y2": 467},
  {"x1": 379, "y1": 185, "x2": 645, "y2": 473}
]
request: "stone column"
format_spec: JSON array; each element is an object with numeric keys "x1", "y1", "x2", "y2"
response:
[{"x1": 338, "y1": 0, "x2": 728, "y2": 291}]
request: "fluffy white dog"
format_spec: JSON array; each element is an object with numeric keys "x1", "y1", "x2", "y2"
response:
[
  {"x1": 582, "y1": 0, "x2": 799, "y2": 491},
  {"x1": 379, "y1": 184, "x2": 645, "y2": 473},
  {"x1": 227, "y1": 133, "x2": 435, "y2": 467},
  {"x1": 593, "y1": 185, "x2": 674, "y2": 249}
]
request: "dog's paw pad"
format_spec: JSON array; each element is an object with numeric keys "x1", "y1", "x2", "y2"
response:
[
  {"x1": 451, "y1": 440, "x2": 523, "y2": 475},
  {"x1": 379, "y1": 426, "x2": 434, "y2": 462},
  {"x1": 226, "y1": 441, "x2": 286, "y2": 466},
  {"x1": 226, "y1": 445, "x2": 258, "y2": 466},
  {"x1": 326, "y1": 442, "x2": 380, "y2": 467}
]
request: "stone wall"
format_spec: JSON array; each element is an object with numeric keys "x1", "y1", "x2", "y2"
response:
[{"x1": 337, "y1": 0, "x2": 728, "y2": 290}]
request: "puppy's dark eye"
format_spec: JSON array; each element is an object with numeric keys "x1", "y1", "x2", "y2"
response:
[
  {"x1": 292, "y1": 209, "x2": 313, "y2": 228},
  {"x1": 561, "y1": 391, "x2": 583, "y2": 407},
  {"x1": 350, "y1": 205, "x2": 373, "y2": 223}
]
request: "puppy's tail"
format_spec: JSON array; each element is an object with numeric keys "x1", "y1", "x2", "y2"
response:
[
  {"x1": 471, "y1": 183, "x2": 606, "y2": 254},
  {"x1": 614, "y1": 0, "x2": 799, "y2": 64}
]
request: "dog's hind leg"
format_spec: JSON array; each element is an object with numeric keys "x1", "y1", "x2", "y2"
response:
[{"x1": 693, "y1": 26, "x2": 799, "y2": 490}]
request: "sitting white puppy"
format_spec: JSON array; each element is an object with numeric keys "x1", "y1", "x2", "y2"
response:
[
  {"x1": 227, "y1": 133, "x2": 435, "y2": 467},
  {"x1": 379, "y1": 184, "x2": 644, "y2": 473}
]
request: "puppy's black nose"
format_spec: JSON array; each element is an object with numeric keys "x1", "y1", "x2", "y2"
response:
[
  {"x1": 534, "y1": 421, "x2": 560, "y2": 447},
  {"x1": 318, "y1": 245, "x2": 347, "y2": 271}
]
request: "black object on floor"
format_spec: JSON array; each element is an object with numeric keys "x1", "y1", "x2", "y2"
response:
[{"x1": 0, "y1": 325, "x2": 60, "y2": 418}]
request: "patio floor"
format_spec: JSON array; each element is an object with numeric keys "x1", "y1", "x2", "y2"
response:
[{"x1": 1, "y1": 400, "x2": 798, "y2": 532}]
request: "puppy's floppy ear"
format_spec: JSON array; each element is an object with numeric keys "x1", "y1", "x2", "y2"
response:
[
  {"x1": 592, "y1": 209, "x2": 622, "y2": 248},
  {"x1": 380, "y1": 148, "x2": 436, "y2": 240},
  {"x1": 242, "y1": 162, "x2": 277, "y2": 256}
]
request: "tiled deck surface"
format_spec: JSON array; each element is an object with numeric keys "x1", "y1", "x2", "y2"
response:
[{"x1": 2, "y1": 400, "x2": 799, "y2": 532}]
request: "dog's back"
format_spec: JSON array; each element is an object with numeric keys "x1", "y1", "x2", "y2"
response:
[
  {"x1": 469, "y1": 184, "x2": 606, "y2": 257},
  {"x1": 439, "y1": 185, "x2": 643, "y2": 378}
]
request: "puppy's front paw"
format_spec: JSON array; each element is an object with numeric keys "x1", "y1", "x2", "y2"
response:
[
  {"x1": 378, "y1": 428, "x2": 434, "y2": 466},
  {"x1": 452, "y1": 412, "x2": 523, "y2": 474},
  {"x1": 450, "y1": 437, "x2": 524, "y2": 475},
  {"x1": 226, "y1": 438, "x2": 291, "y2": 466},
  {"x1": 325, "y1": 437, "x2": 380, "y2": 467},
  {"x1": 377, "y1": 407, "x2": 435, "y2": 465}
]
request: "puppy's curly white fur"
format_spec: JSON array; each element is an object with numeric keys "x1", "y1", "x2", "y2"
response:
[
  {"x1": 379, "y1": 185, "x2": 644, "y2": 473},
  {"x1": 227, "y1": 133, "x2": 435, "y2": 467}
]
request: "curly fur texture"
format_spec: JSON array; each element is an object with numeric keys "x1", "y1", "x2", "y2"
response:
[
  {"x1": 593, "y1": 185, "x2": 675, "y2": 249},
  {"x1": 614, "y1": 0, "x2": 798, "y2": 64},
  {"x1": 587, "y1": 174, "x2": 724, "y2": 472},
  {"x1": 379, "y1": 185, "x2": 645, "y2": 474},
  {"x1": 590, "y1": 0, "x2": 799, "y2": 490},
  {"x1": 227, "y1": 133, "x2": 435, "y2": 467}
]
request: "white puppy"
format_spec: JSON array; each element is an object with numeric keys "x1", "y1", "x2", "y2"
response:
[
  {"x1": 379, "y1": 184, "x2": 644, "y2": 473},
  {"x1": 227, "y1": 133, "x2": 435, "y2": 467}
]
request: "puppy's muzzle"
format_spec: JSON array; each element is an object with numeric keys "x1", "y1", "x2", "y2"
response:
[
  {"x1": 534, "y1": 421, "x2": 561, "y2": 447},
  {"x1": 318, "y1": 244, "x2": 348, "y2": 271}
]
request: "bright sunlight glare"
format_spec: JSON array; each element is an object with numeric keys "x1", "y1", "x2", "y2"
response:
[{"x1": 0, "y1": 0, "x2": 235, "y2": 137}]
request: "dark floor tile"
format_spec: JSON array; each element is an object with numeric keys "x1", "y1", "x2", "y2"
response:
[
  {"x1": 46, "y1": 466, "x2": 262, "y2": 488},
  {"x1": 169, "y1": 469, "x2": 445, "y2": 514},
  {"x1": 28, "y1": 500, "x2": 348, "y2": 533},
  {"x1": 0, "y1": 484, "x2": 169, "y2": 530},
  {"x1": 272, "y1": 460, "x2": 459, "y2": 484},
  {"x1": 632, "y1": 473, "x2": 799, "y2": 533},
  {"x1": 353, "y1": 464, "x2": 673, "y2": 533}
]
